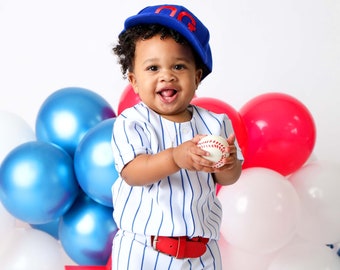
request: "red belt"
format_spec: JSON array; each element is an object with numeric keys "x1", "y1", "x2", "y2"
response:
[{"x1": 151, "y1": 235, "x2": 209, "y2": 259}]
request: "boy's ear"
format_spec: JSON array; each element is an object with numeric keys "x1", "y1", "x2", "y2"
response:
[
  {"x1": 195, "y1": 69, "x2": 203, "y2": 87},
  {"x1": 128, "y1": 72, "x2": 138, "y2": 94}
]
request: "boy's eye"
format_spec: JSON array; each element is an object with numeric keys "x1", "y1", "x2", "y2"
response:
[
  {"x1": 174, "y1": 64, "x2": 185, "y2": 70},
  {"x1": 147, "y1": 66, "x2": 158, "y2": 71}
]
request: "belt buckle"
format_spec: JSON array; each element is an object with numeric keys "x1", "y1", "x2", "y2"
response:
[{"x1": 151, "y1": 235, "x2": 208, "y2": 259}]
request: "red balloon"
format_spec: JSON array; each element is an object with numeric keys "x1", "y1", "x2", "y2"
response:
[
  {"x1": 117, "y1": 84, "x2": 141, "y2": 115},
  {"x1": 239, "y1": 92, "x2": 316, "y2": 176},
  {"x1": 216, "y1": 183, "x2": 222, "y2": 195},
  {"x1": 191, "y1": 97, "x2": 248, "y2": 158}
]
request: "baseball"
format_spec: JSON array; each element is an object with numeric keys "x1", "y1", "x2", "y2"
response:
[{"x1": 197, "y1": 135, "x2": 229, "y2": 168}]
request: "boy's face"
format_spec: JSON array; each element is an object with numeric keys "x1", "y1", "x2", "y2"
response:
[{"x1": 128, "y1": 34, "x2": 202, "y2": 122}]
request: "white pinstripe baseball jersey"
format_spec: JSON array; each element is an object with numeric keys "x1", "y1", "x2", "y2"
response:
[{"x1": 111, "y1": 102, "x2": 243, "y2": 239}]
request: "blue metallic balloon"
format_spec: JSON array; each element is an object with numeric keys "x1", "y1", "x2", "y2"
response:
[
  {"x1": 35, "y1": 87, "x2": 116, "y2": 157},
  {"x1": 74, "y1": 118, "x2": 118, "y2": 207},
  {"x1": 0, "y1": 141, "x2": 79, "y2": 224},
  {"x1": 31, "y1": 218, "x2": 60, "y2": 239},
  {"x1": 59, "y1": 193, "x2": 117, "y2": 265}
]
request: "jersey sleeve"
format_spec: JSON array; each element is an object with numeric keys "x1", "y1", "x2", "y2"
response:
[{"x1": 111, "y1": 114, "x2": 153, "y2": 173}]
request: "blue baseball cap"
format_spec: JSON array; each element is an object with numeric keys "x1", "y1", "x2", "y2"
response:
[{"x1": 123, "y1": 4, "x2": 212, "y2": 80}]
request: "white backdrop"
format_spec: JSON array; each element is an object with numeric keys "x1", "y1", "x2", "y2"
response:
[{"x1": 1, "y1": 0, "x2": 339, "y2": 162}]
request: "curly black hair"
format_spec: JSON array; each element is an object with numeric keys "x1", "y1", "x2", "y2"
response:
[{"x1": 113, "y1": 24, "x2": 207, "y2": 79}]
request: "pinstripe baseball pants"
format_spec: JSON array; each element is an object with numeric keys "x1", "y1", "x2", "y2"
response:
[{"x1": 111, "y1": 230, "x2": 222, "y2": 270}]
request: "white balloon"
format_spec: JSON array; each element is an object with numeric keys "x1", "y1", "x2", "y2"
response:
[
  {"x1": 0, "y1": 228, "x2": 64, "y2": 270},
  {"x1": 218, "y1": 167, "x2": 300, "y2": 254},
  {"x1": 218, "y1": 234, "x2": 273, "y2": 270},
  {"x1": 0, "y1": 202, "x2": 15, "y2": 238},
  {"x1": 289, "y1": 160, "x2": 340, "y2": 244},
  {"x1": 268, "y1": 237, "x2": 340, "y2": 270},
  {"x1": 0, "y1": 110, "x2": 35, "y2": 163}
]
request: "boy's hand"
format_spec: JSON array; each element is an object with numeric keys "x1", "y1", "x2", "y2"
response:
[
  {"x1": 172, "y1": 135, "x2": 217, "y2": 172},
  {"x1": 172, "y1": 133, "x2": 239, "y2": 173}
]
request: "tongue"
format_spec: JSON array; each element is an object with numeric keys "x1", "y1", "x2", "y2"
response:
[{"x1": 160, "y1": 89, "x2": 176, "y2": 97}]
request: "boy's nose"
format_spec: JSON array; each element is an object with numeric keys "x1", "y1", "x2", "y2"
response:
[{"x1": 159, "y1": 69, "x2": 175, "y2": 82}]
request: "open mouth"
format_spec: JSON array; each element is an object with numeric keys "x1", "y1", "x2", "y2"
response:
[
  {"x1": 157, "y1": 88, "x2": 177, "y2": 98},
  {"x1": 157, "y1": 88, "x2": 178, "y2": 103}
]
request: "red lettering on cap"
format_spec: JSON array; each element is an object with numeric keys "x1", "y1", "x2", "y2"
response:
[
  {"x1": 155, "y1": 5, "x2": 177, "y2": 17},
  {"x1": 155, "y1": 5, "x2": 197, "y2": 32},
  {"x1": 177, "y1": 12, "x2": 196, "y2": 32}
]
